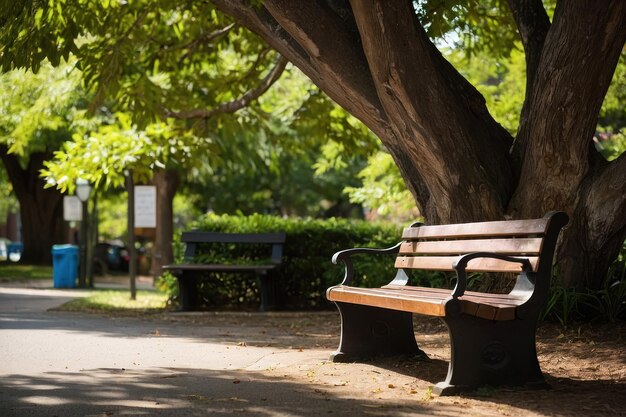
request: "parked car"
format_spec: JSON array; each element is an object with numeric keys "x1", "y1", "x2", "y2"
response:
[
  {"x1": 7, "y1": 241, "x2": 23, "y2": 262},
  {"x1": 93, "y1": 240, "x2": 129, "y2": 274}
]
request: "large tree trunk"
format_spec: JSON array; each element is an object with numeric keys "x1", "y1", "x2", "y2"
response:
[
  {"x1": 1, "y1": 148, "x2": 66, "y2": 264},
  {"x1": 214, "y1": 0, "x2": 626, "y2": 289},
  {"x1": 150, "y1": 169, "x2": 180, "y2": 278},
  {"x1": 508, "y1": 1, "x2": 626, "y2": 288}
]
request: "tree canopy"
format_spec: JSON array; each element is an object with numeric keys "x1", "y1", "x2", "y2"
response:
[{"x1": 1, "y1": 0, "x2": 624, "y2": 288}]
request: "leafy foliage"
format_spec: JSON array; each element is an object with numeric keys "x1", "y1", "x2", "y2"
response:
[
  {"x1": 416, "y1": 0, "x2": 520, "y2": 57},
  {"x1": 595, "y1": 52, "x2": 626, "y2": 161},
  {"x1": 175, "y1": 67, "x2": 379, "y2": 218},
  {"x1": 41, "y1": 112, "x2": 212, "y2": 192},
  {"x1": 1, "y1": 1, "x2": 283, "y2": 123},
  {"x1": 344, "y1": 151, "x2": 418, "y2": 222},
  {"x1": 0, "y1": 60, "x2": 86, "y2": 163},
  {"x1": 448, "y1": 46, "x2": 526, "y2": 135}
]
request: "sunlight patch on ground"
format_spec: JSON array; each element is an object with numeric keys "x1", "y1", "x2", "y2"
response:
[{"x1": 23, "y1": 395, "x2": 72, "y2": 405}]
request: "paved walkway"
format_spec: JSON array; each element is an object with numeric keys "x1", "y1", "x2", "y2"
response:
[
  {"x1": 0, "y1": 279, "x2": 448, "y2": 416},
  {"x1": 6, "y1": 279, "x2": 617, "y2": 416}
]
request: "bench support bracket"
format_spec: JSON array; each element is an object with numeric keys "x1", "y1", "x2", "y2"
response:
[
  {"x1": 434, "y1": 313, "x2": 548, "y2": 395},
  {"x1": 330, "y1": 302, "x2": 426, "y2": 362}
]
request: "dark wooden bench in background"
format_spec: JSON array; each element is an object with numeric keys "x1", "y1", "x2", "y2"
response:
[
  {"x1": 163, "y1": 231, "x2": 286, "y2": 312},
  {"x1": 326, "y1": 211, "x2": 568, "y2": 395}
]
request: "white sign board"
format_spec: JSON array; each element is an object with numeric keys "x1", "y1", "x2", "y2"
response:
[
  {"x1": 134, "y1": 185, "x2": 157, "y2": 228},
  {"x1": 63, "y1": 196, "x2": 83, "y2": 221}
]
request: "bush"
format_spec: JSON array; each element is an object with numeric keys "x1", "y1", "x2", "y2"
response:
[{"x1": 161, "y1": 214, "x2": 406, "y2": 310}]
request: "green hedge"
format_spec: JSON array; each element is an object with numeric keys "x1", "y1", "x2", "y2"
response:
[{"x1": 164, "y1": 214, "x2": 409, "y2": 310}]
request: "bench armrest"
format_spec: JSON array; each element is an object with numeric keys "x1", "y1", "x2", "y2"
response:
[
  {"x1": 332, "y1": 243, "x2": 402, "y2": 285},
  {"x1": 451, "y1": 252, "x2": 533, "y2": 298}
]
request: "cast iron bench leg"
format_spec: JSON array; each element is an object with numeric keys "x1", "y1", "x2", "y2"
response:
[
  {"x1": 178, "y1": 274, "x2": 199, "y2": 311},
  {"x1": 257, "y1": 272, "x2": 275, "y2": 312},
  {"x1": 434, "y1": 314, "x2": 548, "y2": 395},
  {"x1": 330, "y1": 301, "x2": 426, "y2": 362}
]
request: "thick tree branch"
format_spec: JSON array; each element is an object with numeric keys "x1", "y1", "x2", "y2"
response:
[
  {"x1": 506, "y1": 0, "x2": 550, "y2": 91},
  {"x1": 163, "y1": 55, "x2": 288, "y2": 119},
  {"x1": 349, "y1": 0, "x2": 515, "y2": 221},
  {"x1": 510, "y1": 0, "x2": 626, "y2": 217}
]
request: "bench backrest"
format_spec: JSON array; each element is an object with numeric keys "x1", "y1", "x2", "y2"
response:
[
  {"x1": 181, "y1": 232, "x2": 286, "y2": 264},
  {"x1": 395, "y1": 211, "x2": 569, "y2": 278}
]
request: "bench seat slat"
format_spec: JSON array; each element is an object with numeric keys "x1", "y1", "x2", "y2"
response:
[
  {"x1": 398, "y1": 238, "x2": 543, "y2": 255},
  {"x1": 327, "y1": 285, "x2": 519, "y2": 320},
  {"x1": 327, "y1": 285, "x2": 447, "y2": 316},
  {"x1": 402, "y1": 218, "x2": 549, "y2": 240},
  {"x1": 395, "y1": 256, "x2": 539, "y2": 272},
  {"x1": 382, "y1": 285, "x2": 528, "y2": 304}
]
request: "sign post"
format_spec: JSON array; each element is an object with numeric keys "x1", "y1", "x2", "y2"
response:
[{"x1": 126, "y1": 173, "x2": 136, "y2": 300}]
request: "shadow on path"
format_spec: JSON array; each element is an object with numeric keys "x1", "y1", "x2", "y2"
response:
[{"x1": 0, "y1": 367, "x2": 453, "y2": 417}]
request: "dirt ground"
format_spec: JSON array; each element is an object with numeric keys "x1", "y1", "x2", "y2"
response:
[{"x1": 153, "y1": 311, "x2": 625, "y2": 417}]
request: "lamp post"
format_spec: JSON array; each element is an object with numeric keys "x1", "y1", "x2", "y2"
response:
[{"x1": 76, "y1": 179, "x2": 92, "y2": 288}]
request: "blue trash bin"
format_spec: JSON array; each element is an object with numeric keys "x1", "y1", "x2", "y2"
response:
[{"x1": 52, "y1": 244, "x2": 79, "y2": 288}]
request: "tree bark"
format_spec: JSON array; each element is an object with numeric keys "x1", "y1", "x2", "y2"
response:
[
  {"x1": 1, "y1": 148, "x2": 66, "y2": 264},
  {"x1": 510, "y1": 0, "x2": 626, "y2": 288},
  {"x1": 150, "y1": 169, "x2": 180, "y2": 279},
  {"x1": 214, "y1": 0, "x2": 626, "y2": 289}
]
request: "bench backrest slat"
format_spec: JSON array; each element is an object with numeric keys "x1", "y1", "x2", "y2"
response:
[
  {"x1": 402, "y1": 218, "x2": 549, "y2": 239},
  {"x1": 396, "y1": 212, "x2": 569, "y2": 274},
  {"x1": 395, "y1": 255, "x2": 539, "y2": 272},
  {"x1": 398, "y1": 237, "x2": 543, "y2": 256}
]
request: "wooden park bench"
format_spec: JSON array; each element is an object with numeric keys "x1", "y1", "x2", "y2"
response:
[
  {"x1": 326, "y1": 211, "x2": 569, "y2": 395},
  {"x1": 163, "y1": 231, "x2": 286, "y2": 312}
]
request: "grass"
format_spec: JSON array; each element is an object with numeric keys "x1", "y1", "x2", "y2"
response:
[
  {"x1": 56, "y1": 289, "x2": 169, "y2": 314},
  {"x1": 0, "y1": 263, "x2": 52, "y2": 281}
]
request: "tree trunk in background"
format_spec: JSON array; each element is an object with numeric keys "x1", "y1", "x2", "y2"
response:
[
  {"x1": 150, "y1": 169, "x2": 180, "y2": 279},
  {"x1": 214, "y1": 0, "x2": 626, "y2": 289},
  {"x1": 1, "y1": 148, "x2": 66, "y2": 264}
]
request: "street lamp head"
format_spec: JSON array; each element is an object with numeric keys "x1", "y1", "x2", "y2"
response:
[{"x1": 76, "y1": 178, "x2": 92, "y2": 202}]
